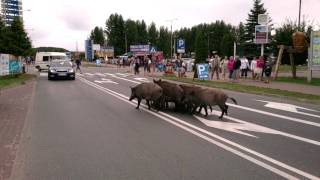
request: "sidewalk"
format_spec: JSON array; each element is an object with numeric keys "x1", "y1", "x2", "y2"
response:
[
  {"x1": 145, "y1": 70, "x2": 320, "y2": 96},
  {"x1": 80, "y1": 63, "x2": 320, "y2": 96}
]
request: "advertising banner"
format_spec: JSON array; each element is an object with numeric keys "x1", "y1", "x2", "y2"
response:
[
  {"x1": 0, "y1": 54, "x2": 10, "y2": 76},
  {"x1": 311, "y1": 31, "x2": 320, "y2": 67},
  {"x1": 255, "y1": 25, "x2": 268, "y2": 44},
  {"x1": 196, "y1": 63, "x2": 209, "y2": 80},
  {"x1": 85, "y1": 40, "x2": 94, "y2": 61}
]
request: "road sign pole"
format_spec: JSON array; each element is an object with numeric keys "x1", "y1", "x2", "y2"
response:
[{"x1": 261, "y1": 44, "x2": 264, "y2": 57}]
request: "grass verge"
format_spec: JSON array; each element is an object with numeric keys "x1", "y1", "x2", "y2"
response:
[
  {"x1": 163, "y1": 76, "x2": 320, "y2": 103},
  {"x1": 0, "y1": 74, "x2": 36, "y2": 88},
  {"x1": 275, "y1": 77, "x2": 320, "y2": 86}
]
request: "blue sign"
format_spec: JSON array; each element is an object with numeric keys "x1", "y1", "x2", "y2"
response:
[
  {"x1": 177, "y1": 38, "x2": 185, "y2": 53},
  {"x1": 9, "y1": 60, "x2": 22, "y2": 74},
  {"x1": 150, "y1": 46, "x2": 157, "y2": 53},
  {"x1": 85, "y1": 40, "x2": 94, "y2": 61},
  {"x1": 196, "y1": 64, "x2": 209, "y2": 80}
]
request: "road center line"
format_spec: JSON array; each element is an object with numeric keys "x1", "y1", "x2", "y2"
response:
[{"x1": 78, "y1": 76, "x2": 320, "y2": 180}]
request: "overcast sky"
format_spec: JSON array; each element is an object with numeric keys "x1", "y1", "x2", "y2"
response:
[{"x1": 23, "y1": 0, "x2": 320, "y2": 51}]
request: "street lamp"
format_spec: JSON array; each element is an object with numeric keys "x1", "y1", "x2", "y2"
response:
[
  {"x1": 166, "y1": 18, "x2": 178, "y2": 59},
  {"x1": 207, "y1": 31, "x2": 214, "y2": 55},
  {"x1": 298, "y1": 0, "x2": 302, "y2": 31}
]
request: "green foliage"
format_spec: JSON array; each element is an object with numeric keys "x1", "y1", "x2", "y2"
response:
[
  {"x1": 158, "y1": 26, "x2": 171, "y2": 58},
  {"x1": 90, "y1": 26, "x2": 105, "y2": 46},
  {"x1": 244, "y1": 0, "x2": 267, "y2": 43},
  {"x1": 195, "y1": 27, "x2": 208, "y2": 64},
  {"x1": 4, "y1": 17, "x2": 32, "y2": 56},
  {"x1": 220, "y1": 33, "x2": 235, "y2": 57},
  {"x1": 0, "y1": 17, "x2": 9, "y2": 53},
  {"x1": 148, "y1": 22, "x2": 158, "y2": 46},
  {"x1": 105, "y1": 13, "x2": 125, "y2": 56}
]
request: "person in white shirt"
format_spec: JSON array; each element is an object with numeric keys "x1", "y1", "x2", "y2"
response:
[
  {"x1": 250, "y1": 57, "x2": 258, "y2": 79},
  {"x1": 240, "y1": 56, "x2": 249, "y2": 78}
]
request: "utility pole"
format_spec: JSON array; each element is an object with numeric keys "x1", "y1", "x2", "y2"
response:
[
  {"x1": 298, "y1": 0, "x2": 302, "y2": 31},
  {"x1": 166, "y1": 18, "x2": 178, "y2": 59}
]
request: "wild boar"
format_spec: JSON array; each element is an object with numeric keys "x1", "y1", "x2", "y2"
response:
[
  {"x1": 129, "y1": 83, "x2": 163, "y2": 110},
  {"x1": 183, "y1": 86, "x2": 237, "y2": 119},
  {"x1": 153, "y1": 79, "x2": 184, "y2": 110},
  {"x1": 179, "y1": 84, "x2": 212, "y2": 113}
]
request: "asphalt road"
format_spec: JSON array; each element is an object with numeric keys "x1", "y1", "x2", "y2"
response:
[{"x1": 15, "y1": 67, "x2": 320, "y2": 180}]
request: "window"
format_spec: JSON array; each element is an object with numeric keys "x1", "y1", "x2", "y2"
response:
[{"x1": 43, "y1": 56, "x2": 49, "y2": 61}]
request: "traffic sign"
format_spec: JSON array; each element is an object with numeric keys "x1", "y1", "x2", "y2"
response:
[
  {"x1": 177, "y1": 38, "x2": 185, "y2": 53},
  {"x1": 150, "y1": 46, "x2": 157, "y2": 53},
  {"x1": 196, "y1": 64, "x2": 209, "y2": 80}
]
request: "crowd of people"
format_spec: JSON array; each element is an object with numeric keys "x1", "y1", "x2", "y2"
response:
[{"x1": 209, "y1": 55, "x2": 275, "y2": 83}]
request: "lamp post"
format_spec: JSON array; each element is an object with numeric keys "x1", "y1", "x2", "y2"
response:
[
  {"x1": 207, "y1": 31, "x2": 214, "y2": 55},
  {"x1": 298, "y1": 0, "x2": 302, "y2": 31},
  {"x1": 166, "y1": 18, "x2": 178, "y2": 59}
]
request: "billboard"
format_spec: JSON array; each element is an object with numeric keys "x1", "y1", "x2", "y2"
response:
[
  {"x1": 311, "y1": 31, "x2": 320, "y2": 67},
  {"x1": 130, "y1": 45, "x2": 150, "y2": 56},
  {"x1": 255, "y1": 25, "x2": 268, "y2": 44},
  {"x1": 85, "y1": 40, "x2": 94, "y2": 60}
]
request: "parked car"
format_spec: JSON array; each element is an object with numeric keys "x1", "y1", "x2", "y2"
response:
[{"x1": 48, "y1": 60, "x2": 75, "y2": 80}]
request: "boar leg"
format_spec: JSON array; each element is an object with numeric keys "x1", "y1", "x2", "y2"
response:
[
  {"x1": 218, "y1": 105, "x2": 225, "y2": 119},
  {"x1": 146, "y1": 100, "x2": 151, "y2": 110},
  {"x1": 224, "y1": 104, "x2": 229, "y2": 115},
  {"x1": 136, "y1": 98, "x2": 142, "y2": 109}
]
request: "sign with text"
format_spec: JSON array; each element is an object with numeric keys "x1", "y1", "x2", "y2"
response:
[
  {"x1": 177, "y1": 38, "x2": 185, "y2": 53},
  {"x1": 255, "y1": 25, "x2": 268, "y2": 44},
  {"x1": 85, "y1": 40, "x2": 94, "y2": 61},
  {"x1": 130, "y1": 45, "x2": 150, "y2": 56},
  {"x1": 196, "y1": 64, "x2": 209, "y2": 80},
  {"x1": 0, "y1": 54, "x2": 9, "y2": 76},
  {"x1": 311, "y1": 31, "x2": 320, "y2": 67}
]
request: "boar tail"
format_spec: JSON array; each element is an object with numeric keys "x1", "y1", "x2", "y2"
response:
[{"x1": 228, "y1": 97, "x2": 238, "y2": 105}]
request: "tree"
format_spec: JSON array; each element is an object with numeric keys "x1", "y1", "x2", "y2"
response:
[
  {"x1": 125, "y1": 19, "x2": 138, "y2": 49},
  {"x1": 0, "y1": 17, "x2": 9, "y2": 53},
  {"x1": 148, "y1": 22, "x2": 158, "y2": 46},
  {"x1": 7, "y1": 17, "x2": 32, "y2": 56},
  {"x1": 90, "y1": 26, "x2": 105, "y2": 46},
  {"x1": 220, "y1": 33, "x2": 235, "y2": 57},
  {"x1": 244, "y1": 0, "x2": 267, "y2": 43},
  {"x1": 136, "y1": 20, "x2": 148, "y2": 44},
  {"x1": 105, "y1": 13, "x2": 125, "y2": 56},
  {"x1": 195, "y1": 27, "x2": 208, "y2": 65},
  {"x1": 158, "y1": 26, "x2": 170, "y2": 58}
]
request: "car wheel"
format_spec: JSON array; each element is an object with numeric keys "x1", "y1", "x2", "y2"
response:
[
  {"x1": 38, "y1": 68, "x2": 42, "y2": 72},
  {"x1": 71, "y1": 77, "x2": 75, "y2": 80},
  {"x1": 48, "y1": 76, "x2": 51, "y2": 80}
]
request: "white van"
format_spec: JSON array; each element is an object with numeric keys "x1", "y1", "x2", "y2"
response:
[{"x1": 35, "y1": 52, "x2": 68, "y2": 71}]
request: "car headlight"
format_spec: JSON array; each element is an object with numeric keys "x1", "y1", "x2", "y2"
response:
[
  {"x1": 50, "y1": 69, "x2": 56, "y2": 73},
  {"x1": 68, "y1": 69, "x2": 74, "y2": 73}
]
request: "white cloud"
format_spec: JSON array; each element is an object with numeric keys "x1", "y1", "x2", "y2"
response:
[{"x1": 22, "y1": 0, "x2": 320, "y2": 51}]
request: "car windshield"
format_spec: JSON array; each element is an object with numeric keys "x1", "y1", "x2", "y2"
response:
[{"x1": 50, "y1": 61, "x2": 72, "y2": 67}]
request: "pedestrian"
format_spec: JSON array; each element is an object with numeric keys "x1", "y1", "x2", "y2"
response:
[
  {"x1": 240, "y1": 56, "x2": 249, "y2": 79},
  {"x1": 220, "y1": 56, "x2": 228, "y2": 80},
  {"x1": 264, "y1": 59, "x2": 274, "y2": 83},
  {"x1": 75, "y1": 58, "x2": 82, "y2": 73},
  {"x1": 250, "y1": 57, "x2": 258, "y2": 79},
  {"x1": 256, "y1": 56, "x2": 265, "y2": 81},
  {"x1": 227, "y1": 56, "x2": 235, "y2": 80},
  {"x1": 210, "y1": 55, "x2": 220, "y2": 80},
  {"x1": 232, "y1": 56, "x2": 241, "y2": 81},
  {"x1": 176, "y1": 58, "x2": 183, "y2": 78},
  {"x1": 134, "y1": 57, "x2": 140, "y2": 75}
]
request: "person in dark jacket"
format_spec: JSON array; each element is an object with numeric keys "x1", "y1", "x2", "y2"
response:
[{"x1": 232, "y1": 57, "x2": 241, "y2": 81}]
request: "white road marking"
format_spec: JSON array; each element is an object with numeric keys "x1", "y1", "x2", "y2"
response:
[
  {"x1": 78, "y1": 76, "x2": 320, "y2": 180},
  {"x1": 116, "y1": 73, "x2": 131, "y2": 77},
  {"x1": 39, "y1": 73, "x2": 47, "y2": 77},
  {"x1": 256, "y1": 100, "x2": 320, "y2": 119},
  {"x1": 94, "y1": 78, "x2": 118, "y2": 84},
  {"x1": 228, "y1": 103, "x2": 320, "y2": 128},
  {"x1": 194, "y1": 110, "x2": 320, "y2": 146},
  {"x1": 104, "y1": 73, "x2": 140, "y2": 84},
  {"x1": 95, "y1": 73, "x2": 106, "y2": 77},
  {"x1": 76, "y1": 73, "x2": 84, "y2": 76},
  {"x1": 84, "y1": 73, "x2": 94, "y2": 76},
  {"x1": 134, "y1": 77, "x2": 150, "y2": 82}
]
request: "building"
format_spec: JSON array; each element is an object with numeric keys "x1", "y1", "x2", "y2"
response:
[{"x1": 0, "y1": 0, "x2": 23, "y2": 26}]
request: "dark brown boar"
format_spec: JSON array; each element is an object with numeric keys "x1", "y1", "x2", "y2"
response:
[
  {"x1": 129, "y1": 83, "x2": 163, "y2": 110},
  {"x1": 153, "y1": 79, "x2": 184, "y2": 110}
]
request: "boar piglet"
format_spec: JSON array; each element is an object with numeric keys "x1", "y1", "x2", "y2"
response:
[{"x1": 129, "y1": 83, "x2": 163, "y2": 110}]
